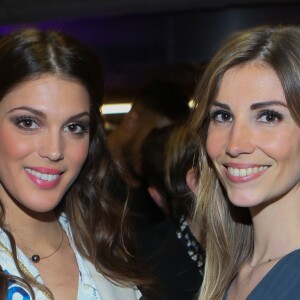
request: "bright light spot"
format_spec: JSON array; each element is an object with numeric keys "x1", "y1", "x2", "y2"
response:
[
  {"x1": 188, "y1": 99, "x2": 195, "y2": 108},
  {"x1": 101, "y1": 103, "x2": 132, "y2": 114}
]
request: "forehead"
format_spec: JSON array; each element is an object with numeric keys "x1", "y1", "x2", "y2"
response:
[
  {"x1": 0, "y1": 75, "x2": 90, "y2": 113},
  {"x1": 216, "y1": 62, "x2": 286, "y2": 105}
]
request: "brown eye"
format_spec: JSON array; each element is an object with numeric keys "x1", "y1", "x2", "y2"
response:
[
  {"x1": 64, "y1": 122, "x2": 88, "y2": 136},
  {"x1": 210, "y1": 110, "x2": 233, "y2": 124},
  {"x1": 258, "y1": 110, "x2": 283, "y2": 124},
  {"x1": 15, "y1": 117, "x2": 39, "y2": 130}
]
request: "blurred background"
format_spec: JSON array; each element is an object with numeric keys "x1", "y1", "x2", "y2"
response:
[{"x1": 1, "y1": 0, "x2": 300, "y2": 127}]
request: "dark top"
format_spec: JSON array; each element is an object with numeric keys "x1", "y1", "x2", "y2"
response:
[
  {"x1": 137, "y1": 217, "x2": 205, "y2": 300},
  {"x1": 223, "y1": 248, "x2": 300, "y2": 300},
  {"x1": 128, "y1": 183, "x2": 166, "y2": 230}
]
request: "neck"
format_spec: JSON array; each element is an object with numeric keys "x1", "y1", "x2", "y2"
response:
[
  {"x1": 11, "y1": 218, "x2": 63, "y2": 262},
  {"x1": 250, "y1": 189, "x2": 300, "y2": 262},
  {"x1": 186, "y1": 216, "x2": 205, "y2": 246}
]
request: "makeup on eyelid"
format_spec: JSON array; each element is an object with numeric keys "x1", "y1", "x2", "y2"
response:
[
  {"x1": 206, "y1": 63, "x2": 300, "y2": 208},
  {"x1": 0, "y1": 75, "x2": 90, "y2": 213}
]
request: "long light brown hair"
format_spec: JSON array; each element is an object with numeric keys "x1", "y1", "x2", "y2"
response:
[{"x1": 190, "y1": 25, "x2": 300, "y2": 300}]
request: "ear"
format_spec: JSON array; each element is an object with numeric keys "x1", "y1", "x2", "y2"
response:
[
  {"x1": 122, "y1": 109, "x2": 139, "y2": 130},
  {"x1": 147, "y1": 186, "x2": 169, "y2": 215},
  {"x1": 186, "y1": 168, "x2": 199, "y2": 196}
]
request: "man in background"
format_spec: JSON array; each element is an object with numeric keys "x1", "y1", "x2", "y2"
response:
[{"x1": 107, "y1": 80, "x2": 190, "y2": 227}]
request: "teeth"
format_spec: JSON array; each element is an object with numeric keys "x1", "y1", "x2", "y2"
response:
[
  {"x1": 25, "y1": 168, "x2": 60, "y2": 181},
  {"x1": 228, "y1": 166, "x2": 268, "y2": 177}
]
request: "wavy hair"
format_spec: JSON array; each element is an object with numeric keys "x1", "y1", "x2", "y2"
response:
[
  {"x1": 190, "y1": 25, "x2": 300, "y2": 300},
  {"x1": 0, "y1": 27, "x2": 156, "y2": 299},
  {"x1": 164, "y1": 120, "x2": 200, "y2": 219}
]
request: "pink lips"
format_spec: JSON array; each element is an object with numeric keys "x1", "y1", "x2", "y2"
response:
[{"x1": 25, "y1": 167, "x2": 62, "y2": 189}]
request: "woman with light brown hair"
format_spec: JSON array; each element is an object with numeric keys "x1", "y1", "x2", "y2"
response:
[{"x1": 191, "y1": 25, "x2": 300, "y2": 299}]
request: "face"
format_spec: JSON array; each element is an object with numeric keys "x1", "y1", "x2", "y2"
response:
[
  {"x1": 206, "y1": 62, "x2": 300, "y2": 209},
  {"x1": 0, "y1": 75, "x2": 90, "y2": 216}
]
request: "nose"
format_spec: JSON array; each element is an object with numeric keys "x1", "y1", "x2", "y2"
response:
[
  {"x1": 225, "y1": 121, "x2": 255, "y2": 157},
  {"x1": 38, "y1": 130, "x2": 64, "y2": 161}
]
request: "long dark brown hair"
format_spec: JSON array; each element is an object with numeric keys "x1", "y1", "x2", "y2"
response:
[{"x1": 0, "y1": 27, "x2": 156, "y2": 299}]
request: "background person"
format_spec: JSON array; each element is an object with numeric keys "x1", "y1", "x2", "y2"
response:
[
  {"x1": 108, "y1": 80, "x2": 190, "y2": 188},
  {"x1": 0, "y1": 27, "x2": 156, "y2": 300},
  {"x1": 139, "y1": 121, "x2": 205, "y2": 300},
  {"x1": 191, "y1": 25, "x2": 300, "y2": 300},
  {"x1": 108, "y1": 80, "x2": 190, "y2": 229}
]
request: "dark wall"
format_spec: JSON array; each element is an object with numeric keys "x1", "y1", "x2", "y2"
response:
[
  {"x1": 1, "y1": 2, "x2": 300, "y2": 100},
  {"x1": 42, "y1": 3, "x2": 300, "y2": 95},
  {"x1": 37, "y1": 3, "x2": 300, "y2": 67},
  {"x1": 3, "y1": 2, "x2": 299, "y2": 68}
]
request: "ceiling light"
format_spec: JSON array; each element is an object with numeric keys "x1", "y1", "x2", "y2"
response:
[{"x1": 101, "y1": 103, "x2": 132, "y2": 114}]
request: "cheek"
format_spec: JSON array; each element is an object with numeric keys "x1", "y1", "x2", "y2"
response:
[
  {"x1": 0, "y1": 129, "x2": 33, "y2": 162},
  {"x1": 68, "y1": 140, "x2": 89, "y2": 170},
  {"x1": 206, "y1": 127, "x2": 225, "y2": 161},
  {"x1": 258, "y1": 130, "x2": 300, "y2": 163}
]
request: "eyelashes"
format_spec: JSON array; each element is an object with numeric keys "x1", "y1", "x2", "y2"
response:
[
  {"x1": 257, "y1": 110, "x2": 283, "y2": 124},
  {"x1": 64, "y1": 122, "x2": 89, "y2": 136},
  {"x1": 209, "y1": 109, "x2": 284, "y2": 125},
  {"x1": 14, "y1": 116, "x2": 39, "y2": 131},
  {"x1": 209, "y1": 110, "x2": 233, "y2": 124},
  {"x1": 12, "y1": 116, "x2": 90, "y2": 136}
]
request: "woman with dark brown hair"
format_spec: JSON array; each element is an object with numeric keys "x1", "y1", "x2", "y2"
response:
[{"x1": 0, "y1": 27, "x2": 155, "y2": 300}]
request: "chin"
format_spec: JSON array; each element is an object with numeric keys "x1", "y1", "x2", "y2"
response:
[
  {"x1": 19, "y1": 198, "x2": 60, "y2": 215},
  {"x1": 227, "y1": 192, "x2": 262, "y2": 208}
]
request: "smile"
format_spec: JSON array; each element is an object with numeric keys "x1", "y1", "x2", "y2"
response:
[
  {"x1": 228, "y1": 166, "x2": 269, "y2": 177},
  {"x1": 25, "y1": 168, "x2": 60, "y2": 181}
]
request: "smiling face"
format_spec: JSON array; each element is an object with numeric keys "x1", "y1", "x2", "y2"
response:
[
  {"x1": 0, "y1": 75, "x2": 90, "y2": 217},
  {"x1": 206, "y1": 62, "x2": 300, "y2": 209}
]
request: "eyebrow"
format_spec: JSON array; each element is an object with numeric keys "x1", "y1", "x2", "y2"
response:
[
  {"x1": 8, "y1": 106, "x2": 46, "y2": 117},
  {"x1": 8, "y1": 106, "x2": 90, "y2": 120},
  {"x1": 211, "y1": 101, "x2": 230, "y2": 110},
  {"x1": 66, "y1": 112, "x2": 90, "y2": 123},
  {"x1": 250, "y1": 100, "x2": 287, "y2": 110},
  {"x1": 211, "y1": 100, "x2": 287, "y2": 110}
]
